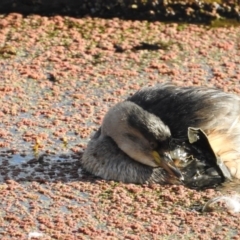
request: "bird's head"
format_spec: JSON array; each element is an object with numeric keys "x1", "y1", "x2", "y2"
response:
[{"x1": 101, "y1": 101, "x2": 183, "y2": 179}]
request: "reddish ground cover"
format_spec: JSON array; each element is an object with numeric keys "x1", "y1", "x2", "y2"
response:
[{"x1": 0, "y1": 13, "x2": 240, "y2": 239}]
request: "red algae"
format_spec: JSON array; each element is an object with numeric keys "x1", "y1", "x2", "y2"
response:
[{"x1": 0, "y1": 14, "x2": 240, "y2": 239}]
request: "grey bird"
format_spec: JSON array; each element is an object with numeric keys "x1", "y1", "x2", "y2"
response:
[{"x1": 81, "y1": 84, "x2": 240, "y2": 189}]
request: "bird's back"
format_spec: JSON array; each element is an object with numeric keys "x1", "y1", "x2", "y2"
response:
[{"x1": 128, "y1": 84, "x2": 240, "y2": 178}]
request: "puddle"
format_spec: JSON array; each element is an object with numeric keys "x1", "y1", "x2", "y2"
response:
[
  {"x1": 0, "y1": 152, "x2": 83, "y2": 183},
  {"x1": 9, "y1": 154, "x2": 33, "y2": 165}
]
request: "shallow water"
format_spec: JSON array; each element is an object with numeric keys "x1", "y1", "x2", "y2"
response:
[{"x1": 1, "y1": 15, "x2": 240, "y2": 239}]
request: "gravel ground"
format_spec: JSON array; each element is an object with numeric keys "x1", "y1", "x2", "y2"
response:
[{"x1": 1, "y1": 13, "x2": 240, "y2": 239}]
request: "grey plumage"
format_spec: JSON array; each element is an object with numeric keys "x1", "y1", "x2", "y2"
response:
[
  {"x1": 82, "y1": 128, "x2": 179, "y2": 185},
  {"x1": 128, "y1": 84, "x2": 240, "y2": 138},
  {"x1": 81, "y1": 84, "x2": 240, "y2": 188}
]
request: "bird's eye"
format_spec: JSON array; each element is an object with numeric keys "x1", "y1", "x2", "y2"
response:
[
  {"x1": 149, "y1": 141, "x2": 157, "y2": 149},
  {"x1": 124, "y1": 133, "x2": 138, "y2": 142}
]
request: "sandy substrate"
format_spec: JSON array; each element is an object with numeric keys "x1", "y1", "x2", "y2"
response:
[{"x1": 0, "y1": 13, "x2": 240, "y2": 239}]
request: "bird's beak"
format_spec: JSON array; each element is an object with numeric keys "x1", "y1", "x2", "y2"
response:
[{"x1": 152, "y1": 151, "x2": 184, "y2": 180}]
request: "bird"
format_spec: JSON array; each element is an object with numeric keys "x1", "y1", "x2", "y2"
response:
[{"x1": 81, "y1": 84, "x2": 240, "y2": 189}]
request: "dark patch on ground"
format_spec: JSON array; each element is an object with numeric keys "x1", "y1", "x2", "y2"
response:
[{"x1": 0, "y1": 0, "x2": 240, "y2": 23}]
